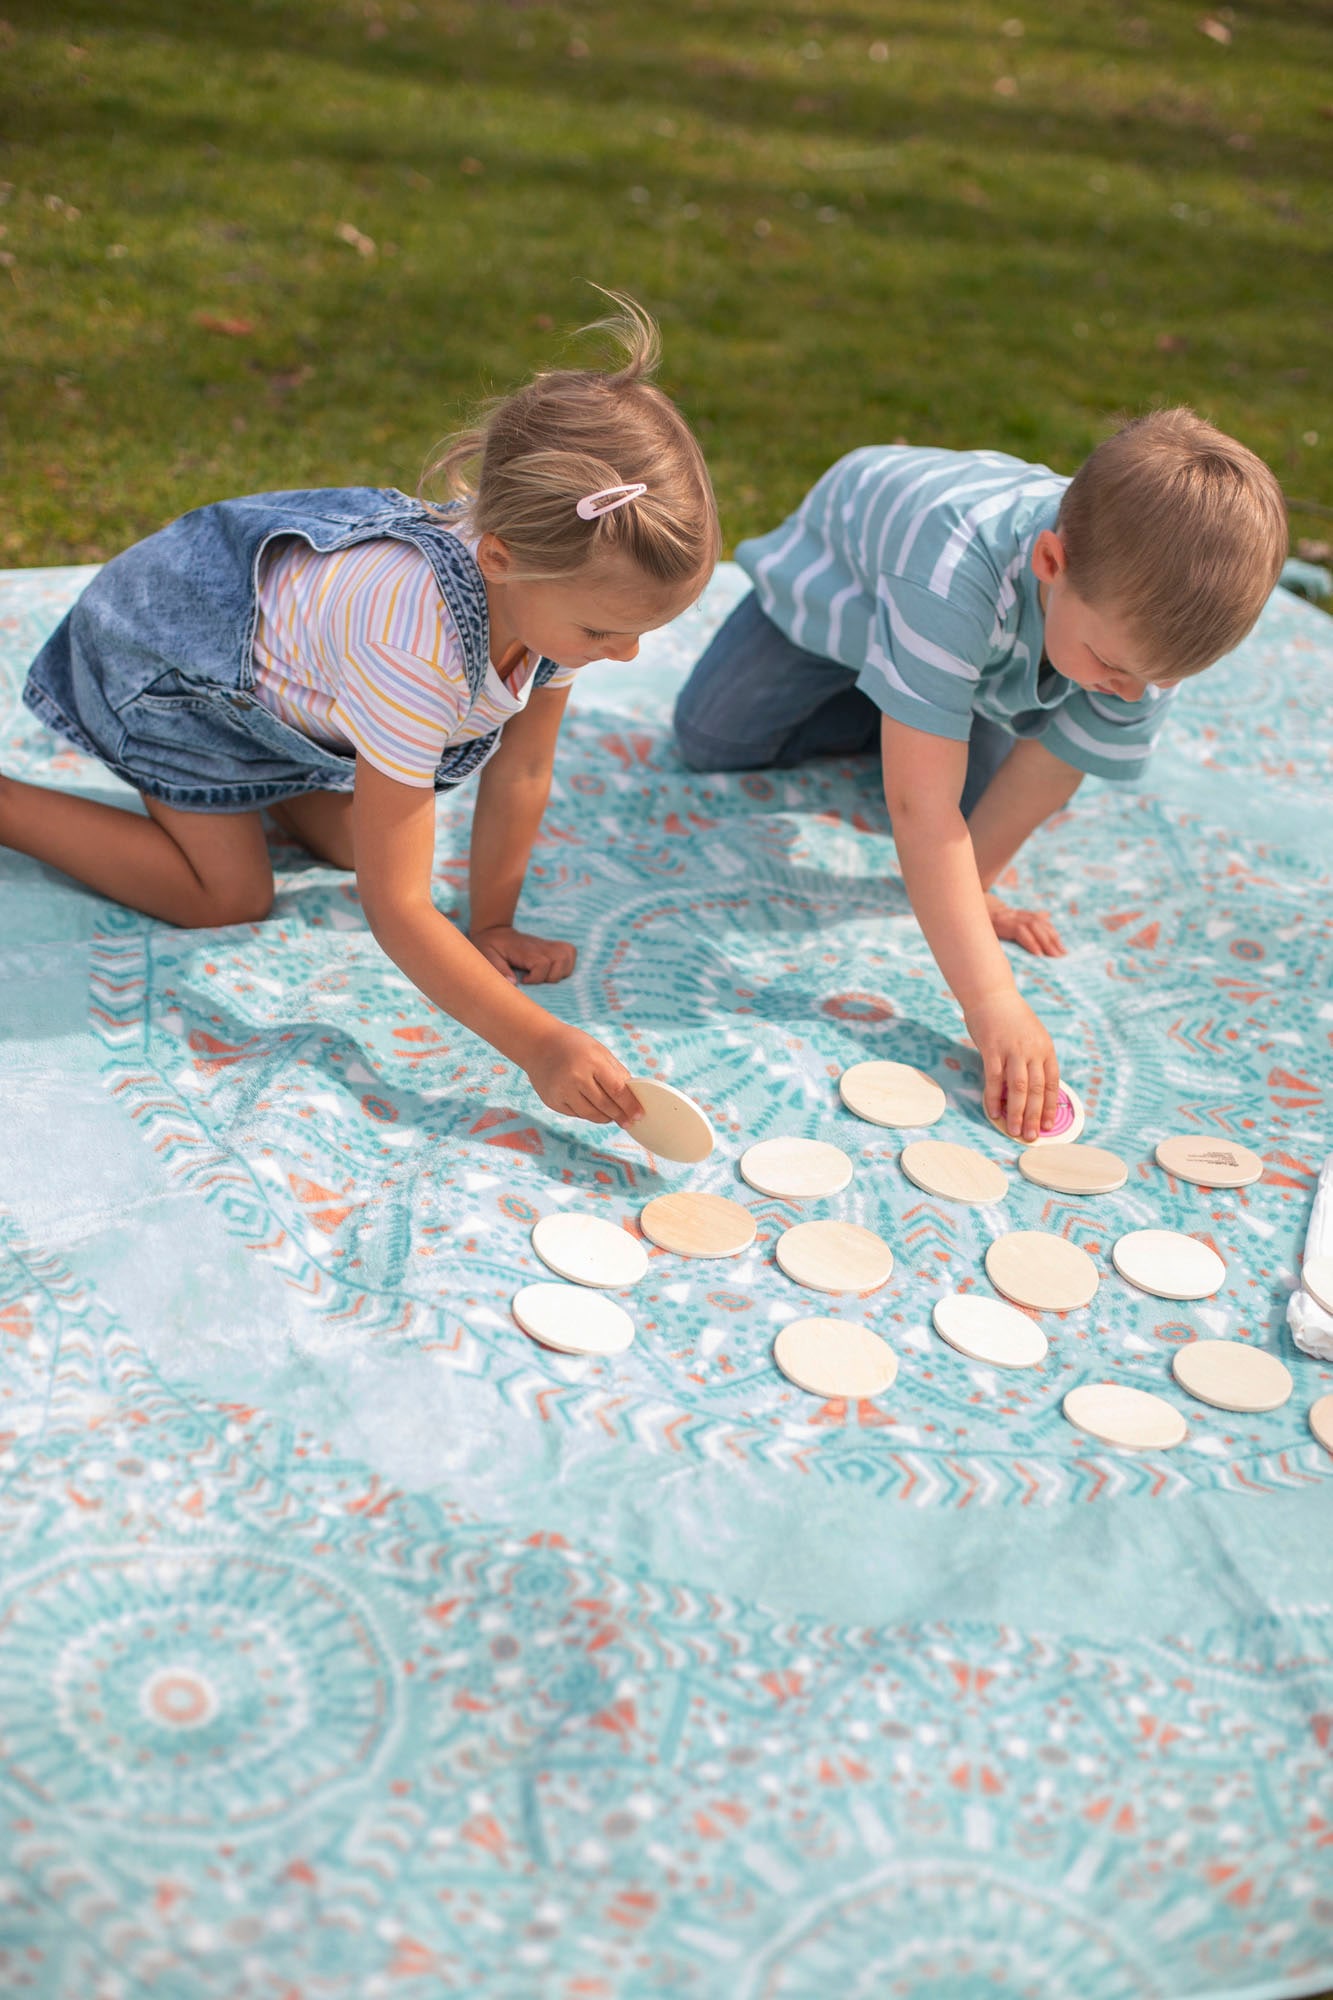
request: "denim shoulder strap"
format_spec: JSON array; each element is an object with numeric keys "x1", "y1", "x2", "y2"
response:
[{"x1": 372, "y1": 499, "x2": 563, "y2": 695}]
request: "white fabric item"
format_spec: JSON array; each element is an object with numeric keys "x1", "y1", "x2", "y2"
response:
[{"x1": 1287, "y1": 1153, "x2": 1333, "y2": 1360}]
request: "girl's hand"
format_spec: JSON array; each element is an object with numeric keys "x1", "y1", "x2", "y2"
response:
[
  {"x1": 985, "y1": 892, "x2": 1066, "y2": 958},
  {"x1": 525, "y1": 1023, "x2": 645, "y2": 1127},
  {"x1": 472, "y1": 925, "x2": 577, "y2": 986},
  {"x1": 962, "y1": 988, "x2": 1061, "y2": 1143}
]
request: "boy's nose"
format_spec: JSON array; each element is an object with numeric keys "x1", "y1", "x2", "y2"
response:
[{"x1": 609, "y1": 638, "x2": 640, "y2": 662}]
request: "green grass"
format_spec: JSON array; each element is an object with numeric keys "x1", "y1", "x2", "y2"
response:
[
  {"x1": 1, "y1": 0, "x2": 1330, "y2": 574},
  {"x1": 2, "y1": 13, "x2": 1331, "y2": 1992}
]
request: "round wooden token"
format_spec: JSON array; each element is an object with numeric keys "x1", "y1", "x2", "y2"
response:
[
  {"x1": 1063, "y1": 1382, "x2": 1188, "y2": 1451},
  {"x1": 625, "y1": 1077, "x2": 715, "y2": 1164},
  {"x1": 1112, "y1": 1228, "x2": 1225, "y2": 1302},
  {"x1": 988, "y1": 1081, "x2": 1085, "y2": 1147},
  {"x1": 1310, "y1": 1395, "x2": 1333, "y2": 1457},
  {"x1": 512, "y1": 1283, "x2": 635, "y2": 1356},
  {"x1": 739, "y1": 1137, "x2": 853, "y2": 1200},
  {"x1": 985, "y1": 1229, "x2": 1099, "y2": 1312},
  {"x1": 1154, "y1": 1134, "x2": 1263, "y2": 1189},
  {"x1": 900, "y1": 1140, "x2": 1007, "y2": 1205},
  {"x1": 1171, "y1": 1339, "x2": 1292, "y2": 1413},
  {"x1": 839, "y1": 1059, "x2": 946, "y2": 1128},
  {"x1": 775, "y1": 1220, "x2": 894, "y2": 1295},
  {"x1": 1302, "y1": 1255, "x2": 1333, "y2": 1316},
  {"x1": 1018, "y1": 1143, "x2": 1129, "y2": 1196},
  {"x1": 932, "y1": 1293, "x2": 1048, "y2": 1368},
  {"x1": 773, "y1": 1317, "x2": 898, "y2": 1399},
  {"x1": 531, "y1": 1212, "x2": 649, "y2": 1290},
  {"x1": 639, "y1": 1191, "x2": 756, "y2": 1260}
]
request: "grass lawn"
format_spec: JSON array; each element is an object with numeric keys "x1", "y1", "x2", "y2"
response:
[{"x1": 1, "y1": 0, "x2": 1329, "y2": 570}]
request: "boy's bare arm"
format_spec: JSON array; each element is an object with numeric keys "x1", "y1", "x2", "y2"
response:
[
  {"x1": 880, "y1": 718, "x2": 1060, "y2": 1142},
  {"x1": 965, "y1": 735, "x2": 1084, "y2": 957},
  {"x1": 966, "y1": 736, "x2": 1083, "y2": 889}
]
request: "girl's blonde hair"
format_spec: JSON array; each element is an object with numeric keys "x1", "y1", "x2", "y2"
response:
[{"x1": 426, "y1": 294, "x2": 720, "y2": 587}]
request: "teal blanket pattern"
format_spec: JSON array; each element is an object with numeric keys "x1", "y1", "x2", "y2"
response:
[{"x1": 1, "y1": 565, "x2": 1330, "y2": 2000}]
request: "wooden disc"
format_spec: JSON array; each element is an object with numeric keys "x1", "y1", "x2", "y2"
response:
[
  {"x1": 1018, "y1": 1143, "x2": 1128, "y2": 1196},
  {"x1": 839, "y1": 1060, "x2": 946, "y2": 1128},
  {"x1": 1172, "y1": 1339, "x2": 1292, "y2": 1413},
  {"x1": 625, "y1": 1076, "x2": 715, "y2": 1163},
  {"x1": 773, "y1": 1317, "x2": 898, "y2": 1399},
  {"x1": 900, "y1": 1140, "x2": 1007, "y2": 1205},
  {"x1": 1310, "y1": 1394, "x2": 1333, "y2": 1456},
  {"x1": 1302, "y1": 1255, "x2": 1333, "y2": 1316},
  {"x1": 932, "y1": 1293, "x2": 1048, "y2": 1369},
  {"x1": 988, "y1": 1080, "x2": 1085, "y2": 1147},
  {"x1": 776, "y1": 1220, "x2": 894, "y2": 1295},
  {"x1": 739, "y1": 1137, "x2": 853, "y2": 1200},
  {"x1": 985, "y1": 1229, "x2": 1099, "y2": 1312},
  {"x1": 512, "y1": 1283, "x2": 635, "y2": 1356},
  {"x1": 1154, "y1": 1134, "x2": 1263, "y2": 1189},
  {"x1": 531, "y1": 1212, "x2": 649, "y2": 1290},
  {"x1": 639, "y1": 1191, "x2": 755, "y2": 1259},
  {"x1": 1063, "y1": 1382, "x2": 1188, "y2": 1451},
  {"x1": 1112, "y1": 1228, "x2": 1225, "y2": 1302}
]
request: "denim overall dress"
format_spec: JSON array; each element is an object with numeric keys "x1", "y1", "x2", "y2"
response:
[{"x1": 22, "y1": 487, "x2": 563, "y2": 811}]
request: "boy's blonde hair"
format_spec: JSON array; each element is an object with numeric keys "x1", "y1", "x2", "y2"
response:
[
  {"x1": 1058, "y1": 408, "x2": 1287, "y2": 681},
  {"x1": 427, "y1": 294, "x2": 720, "y2": 587}
]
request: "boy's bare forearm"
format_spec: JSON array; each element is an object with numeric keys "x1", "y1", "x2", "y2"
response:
[
  {"x1": 966, "y1": 738, "x2": 1083, "y2": 889},
  {"x1": 891, "y1": 805, "x2": 1017, "y2": 1011}
]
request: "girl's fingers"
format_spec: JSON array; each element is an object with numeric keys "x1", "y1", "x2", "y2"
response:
[
  {"x1": 1041, "y1": 1058, "x2": 1062, "y2": 1132},
  {"x1": 569, "y1": 1082, "x2": 613, "y2": 1123},
  {"x1": 606, "y1": 1074, "x2": 645, "y2": 1125}
]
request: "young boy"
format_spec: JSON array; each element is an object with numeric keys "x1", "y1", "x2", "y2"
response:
[{"x1": 674, "y1": 411, "x2": 1287, "y2": 1141}]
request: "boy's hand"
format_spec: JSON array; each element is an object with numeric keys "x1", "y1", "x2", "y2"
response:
[
  {"x1": 472, "y1": 925, "x2": 577, "y2": 986},
  {"x1": 985, "y1": 893, "x2": 1066, "y2": 958},
  {"x1": 963, "y1": 989, "x2": 1061, "y2": 1143},
  {"x1": 525, "y1": 1022, "x2": 645, "y2": 1127}
]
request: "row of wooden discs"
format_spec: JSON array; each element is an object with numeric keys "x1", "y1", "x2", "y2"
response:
[{"x1": 513, "y1": 1060, "x2": 1333, "y2": 1454}]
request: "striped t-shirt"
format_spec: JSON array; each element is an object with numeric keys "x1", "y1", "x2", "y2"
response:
[
  {"x1": 735, "y1": 445, "x2": 1175, "y2": 782},
  {"x1": 251, "y1": 533, "x2": 578, "y2": 788}
]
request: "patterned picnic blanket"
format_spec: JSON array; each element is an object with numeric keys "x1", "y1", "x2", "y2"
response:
[{"x1": 1, "y1": 563, "x2": 1330, "y2": 2000}]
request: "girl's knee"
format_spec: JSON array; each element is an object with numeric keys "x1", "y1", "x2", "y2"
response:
[{"x1": 195, "y1": 881, "x2": 274, "y2": 928}]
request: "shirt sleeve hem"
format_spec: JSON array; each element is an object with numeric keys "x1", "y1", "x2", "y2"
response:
[
  {"x1": 1035, "y1": 722, "x2": 1152, "y2": 782},
  {"x1": 854, "y1": 664, "x2": 974, "y2": 742}
]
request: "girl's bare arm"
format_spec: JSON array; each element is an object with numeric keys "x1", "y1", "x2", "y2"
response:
[
  {"x1": 351, "y1": 753, "x2": 640, "y2": 1126},
  {"x1": 467, "y1": 682, "x2": 577, "y2": 983}
]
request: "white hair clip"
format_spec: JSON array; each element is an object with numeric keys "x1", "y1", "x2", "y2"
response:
[{"x1": 576, "y1": 482, "x2": 648, "y2": 521}]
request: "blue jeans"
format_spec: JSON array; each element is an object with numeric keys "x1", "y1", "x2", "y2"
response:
[{"x1": 675, "y1": 589, "x2": 1012, "y2": 818}]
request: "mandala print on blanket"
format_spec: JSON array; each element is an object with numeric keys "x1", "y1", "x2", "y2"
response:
[{"x1": 83, "y1": 676, "x2": 1332, "y2": 1506}]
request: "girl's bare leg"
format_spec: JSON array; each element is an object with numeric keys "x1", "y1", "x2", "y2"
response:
[
  {"x1": 0, "y1": 773, "x2": 273, "y2": 927},
  {"x1": 268, "y1": 789, "x2": 356, "y2": 870}
]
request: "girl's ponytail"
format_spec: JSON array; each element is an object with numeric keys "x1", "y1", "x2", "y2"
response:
[{"x1": 424, "y1": 293, "x2": 718, "y2": 587}]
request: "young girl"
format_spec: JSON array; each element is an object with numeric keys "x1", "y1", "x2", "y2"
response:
[{"x1": 4, "y1": 299, "x2": 719, "y2": 1128}]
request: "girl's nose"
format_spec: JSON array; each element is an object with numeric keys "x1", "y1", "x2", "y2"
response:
[{"x1": 610, "y1": 638, "x2": 640, "y2": 662}]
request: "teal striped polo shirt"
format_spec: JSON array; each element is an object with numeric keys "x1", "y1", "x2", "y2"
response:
[{"x1": 735, "y1": 445, "x2": 1176, "y2": 782}]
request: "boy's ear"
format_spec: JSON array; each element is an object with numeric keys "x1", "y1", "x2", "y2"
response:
[
  {"x1": 1031, "y1": 528, "x2": 1067, "y2": 585},
  {"x1": 475, "y1": 533, "x2": 513, "y2": 581}
]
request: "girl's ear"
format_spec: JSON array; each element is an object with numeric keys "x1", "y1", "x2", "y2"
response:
[
  {"x1": 476, "y1": 533, "x2": 514, "y2": 581},
  {"x1": 1030, "y1": 528, "x2": 1067, "y2": 585}
]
